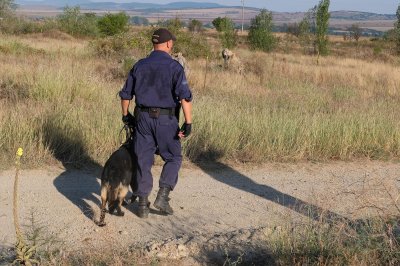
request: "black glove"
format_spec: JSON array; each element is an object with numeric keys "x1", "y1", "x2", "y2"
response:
[
  {"x1": 180, "y1": 123, "x2": 192, "y2": 137},
  {"x1": 122, "y1": 112, "x2": 134, "y2": 125}
]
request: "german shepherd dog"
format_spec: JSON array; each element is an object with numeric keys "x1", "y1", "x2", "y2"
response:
[{"x1": 96, "y1": 124, "x2": 137, "y2": 227}]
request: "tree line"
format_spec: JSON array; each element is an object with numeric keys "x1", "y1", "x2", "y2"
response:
[{"x1": 1, "y1": 0, "x2": 400, "y2": 55}]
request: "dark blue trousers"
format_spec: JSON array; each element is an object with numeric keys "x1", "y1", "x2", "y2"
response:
[{"x1": 133, "y1": 111, "x2": 182, "y2": 197}]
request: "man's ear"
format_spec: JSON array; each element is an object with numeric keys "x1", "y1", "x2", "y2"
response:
[{"x1": 167, "y1": 40, "x2": 174, "y2": 49}]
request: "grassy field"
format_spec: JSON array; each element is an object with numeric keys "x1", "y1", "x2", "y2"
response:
[
  {"x1": 0, "y1": 30, "x2": 400, "y2": 168},
  {"x1": 1, "y1": 27, "x2": 400, "y2": 265}
]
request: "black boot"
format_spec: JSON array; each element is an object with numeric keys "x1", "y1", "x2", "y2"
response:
[
  {"x1": 138, "y1": 196, "x2": 150, "y2": 218},
  {"x1": 154, "y1": 187, "x2": 174, "y2": 215}
]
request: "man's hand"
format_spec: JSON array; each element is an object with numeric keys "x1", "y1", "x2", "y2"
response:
[
  {"x1": 122, "y1": 112, "x2": 134, "y2": 125},
  {"x1": 178, "y1": 123, "x2": 192, "y2": 138}
]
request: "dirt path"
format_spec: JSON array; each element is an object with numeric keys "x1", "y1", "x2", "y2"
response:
[{"x1": 1, "y1": 161, "x2": 399, "y2": 263}]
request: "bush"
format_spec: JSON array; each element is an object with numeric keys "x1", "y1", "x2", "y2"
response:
[
  {"x1": 97, "y1": 12, "x2": 129, "y2": 36},
  {"x1": 163, "y1": 17, "x2": 185, "y2": 32},
  {"x1": 212, "y1": 17, "x2": 232, "y2": 32},
  {"x1": 57, "y1": 6, "x2": 99, "y2": 37},
  {"x1": 89, "y1": 33, "x2": 132, "y2": 58},
  {"x1": 188, "y1": 19, "x2": 203, "y2": 33},
  {"x1": 248, "y1": 9, "x2": 276, "y2": 52},
  {"x1": 172, "y1": 30, "x2": 211, "y2": 59},
  {"x1": 212, "y1": 17, "x2": 237, "y2": 48},
  {"x1": 0, "y1": 0, "x2": 16, "y2": 18},
  {"x1": 130, "y1": 16, "x2": 149, "y2": 26},
  {"x1": 0, "y1": 17, "x2": 41, "y2": 34},
  {"x1": 89, "y1": 28, "x2": 154, "y2": 59}
]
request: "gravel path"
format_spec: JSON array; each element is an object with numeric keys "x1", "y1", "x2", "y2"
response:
[{"x1": 1, "y1": 161, "x2": 399, "y2": 263}]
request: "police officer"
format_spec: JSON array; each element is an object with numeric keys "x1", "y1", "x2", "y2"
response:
[{"x1": 119, "y1": 28, "x2": 193, "y2": 218}]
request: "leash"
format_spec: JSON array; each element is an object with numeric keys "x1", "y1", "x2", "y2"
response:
[{"x1": 119, "y1": 124, "x2": 134, "y2": 145}]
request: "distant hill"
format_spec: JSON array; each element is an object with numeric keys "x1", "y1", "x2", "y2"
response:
[
  {"x1": 16, "y1": 0, "x2": 225, "y2": 10},
  {"x1": 330, "y1": 11, "x2": 395, "y2": 21}
]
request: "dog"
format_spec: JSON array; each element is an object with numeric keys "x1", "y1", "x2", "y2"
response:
[{"x1": 96, "y1": 125, "x2": 137, "y2": 227}]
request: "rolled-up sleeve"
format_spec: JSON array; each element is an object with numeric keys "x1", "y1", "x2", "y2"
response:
[
  {"x1": 172, "y1": 63, "x2": 192, "y2": 102},
  {"x1": 119, "y1": 67, "x2": 136, "y2": 100}
]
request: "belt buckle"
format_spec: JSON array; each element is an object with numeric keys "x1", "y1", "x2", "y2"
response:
[{"x1": 149, "y1": 108, "x2": 160, "y2": 118}]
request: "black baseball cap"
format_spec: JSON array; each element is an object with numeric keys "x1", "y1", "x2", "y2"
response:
[{"x1": 152, "y1": 28, "x2": 176, "y2": 44}]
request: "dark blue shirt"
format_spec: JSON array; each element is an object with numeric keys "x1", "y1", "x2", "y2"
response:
[{"x1": 119, "y1": 50, "x2": 192, "y2": 108}]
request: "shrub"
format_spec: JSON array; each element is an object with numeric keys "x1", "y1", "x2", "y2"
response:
[
  {"x1": 164, "y1": 17, "x2": 184, "y2": 32},
  {"x1": 0, "y1": 0, "x2": 16, "y2": 18},
  {"x1": 188, "y1": 19, "x2": 203, "y2": 33},
  {"x1": 89, "y1": 28, "x2": 153, "y2": 59},
  {"x1": 396, "y1": 4, "x2": 400, "y2": 55},
  {"x1": 57, "y1": 6, "x2": 99, "y2": 37},
  {"x1": 172, "y1": 30, "x2": 211, "y2": 59},
  {"x1": 89, "y1": 33, "x2": 132, "y2": 58},
  {"x1": 287, "y1": 23, "x2": 301, "y2": 37},
  {"x1": 130, "y1": 16, "x2": 149, "y2": 26},
  {"x1": 212, "y1": 17, "x2": 237, "y2": 48},
  {"x1": 248, "y1": 9, "x2": 276, "y2": 52},
  {"x1": 97, "y1": 12, "x2": 129, "y2": 36},
  {"x1": 349, "y1": 24, "x2": 362, "y2": 42},
  {"x1": 212, "y1": 17, "x2": 231, "y2": 32}
]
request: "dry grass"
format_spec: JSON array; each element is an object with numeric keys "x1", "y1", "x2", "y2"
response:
[
  {"x1": 186, "y1": 49, "x2": 400, "y2": 162},
  {"x1": 0, "y1": 31, "x2": 400, "y2": 168}
]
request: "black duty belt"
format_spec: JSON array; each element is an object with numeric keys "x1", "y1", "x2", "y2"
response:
[{"x1": 138, "y1": 107, "x2": 175, "y2": 116}]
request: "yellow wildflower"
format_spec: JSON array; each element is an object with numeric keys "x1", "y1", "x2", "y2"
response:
[{"x1": 16, "y1": 148, "x2": 23, "y2": 158}]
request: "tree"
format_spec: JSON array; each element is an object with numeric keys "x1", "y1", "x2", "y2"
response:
[
  {"x1": 212, "y1": 17, "x2": 233, "y2": 32},
  {"x1": 188, "y1": 19, "x2": 203, "y2": 33},
  {"x1": 97, "y1": 12, "x2": 129, "y2": 36},
  {"x1": 248, "y1": 9, "x2": 276, "y2": 52},
  {"x1": 166, "y1": 17, "x2": 184, "y2": 32},
  {"x1": 315, "y1": 0, "x2": 330, "y2": 56},
  {"x1": 213, "y1": 17, "x2": 237, "y2": 48},
  {"x1": 131, "y1": 16, "x2": 149, "y2": 26},
  {"x1": 396, "y1": 4, "x2": 400, "y2": 55},
  {"x1": 349, "y1": 24, "x2": 361, "y2": 42},
  {"x1": 57, "y1": 6, "x2": 99, "y2": 37},
  {"x1": 0, "y1": 0, "x2": 16, "y2": 18},
  {"x1": 57, "y1": 6, "x2": 82, "y2": 36},
  {"x1": 287, "y1": 23, "x2": 301, "y2": 37}
]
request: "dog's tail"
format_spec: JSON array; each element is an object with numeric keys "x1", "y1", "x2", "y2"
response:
[{"x1": 97, "y1": 183, "x2": 108, "y2": 227}]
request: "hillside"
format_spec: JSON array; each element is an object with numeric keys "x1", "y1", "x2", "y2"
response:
[
  {"x1": 15, "y1": 1, "x2": 396, "y2": 32},
  {"x1": 16, "y1": 0, "x2": 225, "y2": 9}
]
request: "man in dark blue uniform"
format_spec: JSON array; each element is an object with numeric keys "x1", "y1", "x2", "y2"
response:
[{"x1": 119, "y1": 28, "x2": 193, "y2": 218}]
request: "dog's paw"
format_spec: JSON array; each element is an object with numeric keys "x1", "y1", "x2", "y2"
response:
[
  {"x1": 121, "y1": 199, "x2": 129, "y2": 207},
  {"x1": 95, "y1": 221, "x2": 107, "y2": 227},
  {"x1": 116, "y1": 211, "x2": 125, "y2": 217}
]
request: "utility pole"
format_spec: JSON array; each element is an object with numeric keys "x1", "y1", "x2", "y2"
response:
[{"x1": 241, "y1": 0, "x2": 244, "y2": 34}]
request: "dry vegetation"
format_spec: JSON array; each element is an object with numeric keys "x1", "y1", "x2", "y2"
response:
[
  {"x1": 1, "y1": 27, "x2": 400, "y2": 264},
  {"x1": 0, "y1": 29, "x2": 400, "y2": 168}
]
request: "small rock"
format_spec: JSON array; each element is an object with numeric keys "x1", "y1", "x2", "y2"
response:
[
  {"x1": 177, "y1": 244, "x2": 189, "y2": 258},
  {"x1": 177, "y1": 244, "x2": 186, "y2": 252},
  {"x1": 149, "y1": 243, "x2": 159, "y2": 251},
  {"x1": 156, "y1": 252, "x2": 168, "y2": 259}
]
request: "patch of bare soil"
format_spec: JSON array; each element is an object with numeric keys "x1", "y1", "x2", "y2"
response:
[{"x1": 1, "y1": 161, "x2": 399, "y2": 264}]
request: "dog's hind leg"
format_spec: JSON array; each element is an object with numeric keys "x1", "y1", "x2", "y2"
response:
[
  {"x1": 97, "y1": 185, "x2": 108, "y2": 227},
  {"x1": 116, "y1": 185, "x2": 129, "y2": 217},
  {"x1": 108, "y1": 188, "x2": 118, "y2": 214}
]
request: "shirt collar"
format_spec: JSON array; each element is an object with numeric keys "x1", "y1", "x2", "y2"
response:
[{"x1": 150, "y1": 50, "x2": 172, "y2": 59}]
